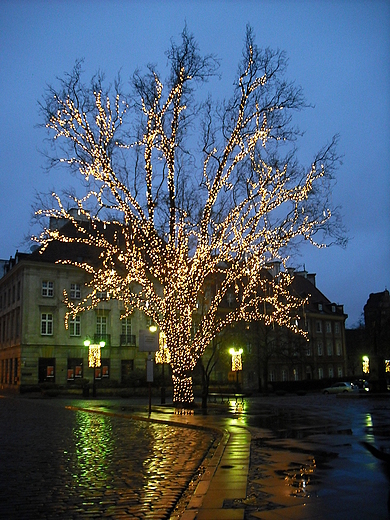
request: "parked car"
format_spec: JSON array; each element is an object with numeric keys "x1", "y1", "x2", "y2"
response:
[
  {"x1": 352, "y1": 379, "x2": 370, "y2": 392},
  {"x1": 322, "y1": 382, "x2": 357, "y2": 394}
]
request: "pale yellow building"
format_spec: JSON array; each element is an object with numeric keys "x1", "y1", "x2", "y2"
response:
[{"x1": 0, "y1": 250, "x2": 151, "y2": 391}]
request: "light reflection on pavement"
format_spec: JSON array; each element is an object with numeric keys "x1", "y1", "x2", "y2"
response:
[{"x1": 224, "y1": 394, "x2": 390, "y2": 519}]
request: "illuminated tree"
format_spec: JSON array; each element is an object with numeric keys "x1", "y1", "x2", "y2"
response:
[{"x1": 36, "y1": 26, "x2": 344, "y2": 407}]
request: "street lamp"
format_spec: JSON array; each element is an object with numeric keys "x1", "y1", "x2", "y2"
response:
[
  {"x1": 84, "y1": 339, "x2": 105, "y2": 397},
  {"x1": 155, "y1": 330, "x2": 170, "y2": 404}
]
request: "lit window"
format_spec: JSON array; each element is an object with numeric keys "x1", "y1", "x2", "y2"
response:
[
  {"x1": 42, "y1": 281, "x2": 54, "y2": 297},
  {"x1": 69, "y1": 316, "x2": 81, "y2": 336},
  {"x1": 70, "y1": 283, "x2": 81, "y2": 299},
  {"x1": 41, "y1": 313, "x2": 53, "y2": 335}
]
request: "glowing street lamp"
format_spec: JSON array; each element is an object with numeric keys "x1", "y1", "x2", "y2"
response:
[
  {"x1": 84, "y1": 339, "x2": 105, "y2": 397},
  {"x1": 229, "y1": 348, "x2": 243, "y2": 372},
  {"x1": 229, "y1": 347, "x2": 243, "y2": 392}
]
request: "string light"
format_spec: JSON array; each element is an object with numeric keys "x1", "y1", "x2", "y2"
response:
[{"x1": 36, "y1": 36, "x2": 334, "y2": 407}]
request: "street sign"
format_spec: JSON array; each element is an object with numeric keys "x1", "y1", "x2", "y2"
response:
[{"x1": 139, "y1": 329, "x2": 159, "y2": 352}]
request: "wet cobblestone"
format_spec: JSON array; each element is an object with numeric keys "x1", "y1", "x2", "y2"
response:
[{"x1": 0, "y1": 398, "x2": 215, "y2": 519}]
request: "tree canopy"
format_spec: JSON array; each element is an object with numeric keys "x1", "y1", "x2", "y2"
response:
[{"x1": 35, "y1": 26, "x2": 345, "y2": 405}]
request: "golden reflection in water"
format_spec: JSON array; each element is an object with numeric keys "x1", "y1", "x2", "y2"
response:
[
  {"x1": 229, "y1": 400, "x2": 245, "y2": 415},
  {"x1": 72, "y1": 411, "x2": 114, "y2": 489},
  {"x1": 364, "y1": 413, "x2": 375, "y2": 443},
  {"x1": 283, "y1": 460, "x2": 317, "y2": 498}
]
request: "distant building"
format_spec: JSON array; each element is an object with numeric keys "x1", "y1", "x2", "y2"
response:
[
  {"x1": 363, "y1": 289, "x2": 390, "y2": 391},
  {"x1": 203, "y1": 266, "x2": 348, "y2": 392}
]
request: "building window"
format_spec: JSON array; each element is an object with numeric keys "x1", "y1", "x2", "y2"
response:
[
  {"x1": 70, "y1": 283, "x2": 81, "y2": 299},
  {"x1": 335, "y1": 322, "x2": 340, "y2": 334},
  {"x1": 282, "y1": 369, "x2": 288, "y2": 381},
  {"x1": 121, "y1": 317, "x2": 132, "y2": 335},
  {"x1": 17, "y1": 281, "x2": 20, "y2": 300},
  {"x1": 306, "y1": 347, "x2": 312, "y2": 356},
  {"x1": 317, "y1": 342, "x2": 323, "y2": 356},
  {"x1": 269, "y1": 370, "x2": 275, "y2": 382},
  {"x1": 326, "y1": 340, "x2": 333, "y2": 356},
  {"x1": 15, "y1": 307, "x2": 20, "y2": 338},
  {"x1": 326, "y1": 322, "x2": 332, "y2": 334},
  {"x1": 336, "y1": 341, "x2": 342, "y2": 356},
  {"x1": 69, "y1": 316, "x2": 81, "y2": 337},
  {"x1": 95, "y1": 358, "x2": 110, "y2": 380},
  {"x1": 328, "y1": 366, "x2": 334, "y2": 378},
  {"x1": 145, "y1": 316, "x2": 153, "y2": 328},
  {"x1": 67, "y1": 358, "x2": 83, "y2": 380},
  {"x1": 120, "y1": 317, "x2": 135, "y2": 346},
  {"x1": 42, "y1": 281, "x2": 54, "y2": 297},
  {"x1": 318, "y1": 303, "x2": 323, "y2": 311},
  {"x1": 39, "y1": 358, "x2": 55, "y2": 383},
  {"x1": 96, "y1": 316, "x2": 107, "y2": 335},
  {"x1": 293, "y1": 368, "x2": 299, "y2": 381},
  {"x1": 318, "y1": 367, "x2": 324, "y2": 379},
  {"x1": 338, "y1": 366, "x2": 343, "y2": 378},
  {"x1": 41, "y1": 313, "x2": 53, "y2": 335},
  {"x1": 316, "y1": 321, "x2": 322, "y2": 333}
]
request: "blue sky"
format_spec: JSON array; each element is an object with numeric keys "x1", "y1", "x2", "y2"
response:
[{"x1": 0, "y1": 0, "x2": 389, "y2": 326}]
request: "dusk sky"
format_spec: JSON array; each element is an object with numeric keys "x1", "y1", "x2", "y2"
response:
[{"x1": 0, "y1": 0, "x2": 389, "y2": 327}]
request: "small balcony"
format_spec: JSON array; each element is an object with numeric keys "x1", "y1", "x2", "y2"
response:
[{"x1": 120, "y1": 334, "x2": 136, "y2": 346}]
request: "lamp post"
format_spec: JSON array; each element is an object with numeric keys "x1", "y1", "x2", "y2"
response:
[
  {"x1": 155, "y1": 330, "x2": 170, "y2": 404},
  {"x1": 84, "y1": 339, "x2": 105, "y2": 397}
]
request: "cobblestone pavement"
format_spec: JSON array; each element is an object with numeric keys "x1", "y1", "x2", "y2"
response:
[{"x1": 0, "y1": 396, "x2": 216, "y2": 519}]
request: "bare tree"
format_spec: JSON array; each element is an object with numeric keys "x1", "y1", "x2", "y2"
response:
[{"x1": 35, "y1": 26, "x2": 344, "y2": 407}]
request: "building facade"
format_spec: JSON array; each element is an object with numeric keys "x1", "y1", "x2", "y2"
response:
[
  {"x1": 0, "y1": 246, "x2": 348, "y2": 393},
  {"x1": 203, "y1": 268, "x2": 348, "y2": 392},
  {"x1": 0, "y1": 250, "x2": 153, "y2": 391}
]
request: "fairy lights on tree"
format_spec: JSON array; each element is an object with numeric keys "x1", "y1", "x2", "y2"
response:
[{"x1": 35, "y1": 26, "x2": 344, "y2": 407}]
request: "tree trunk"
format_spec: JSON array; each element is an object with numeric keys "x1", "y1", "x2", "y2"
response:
[{"x1": 172, "y1": 372, "x2": 195, "y2": 408}]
